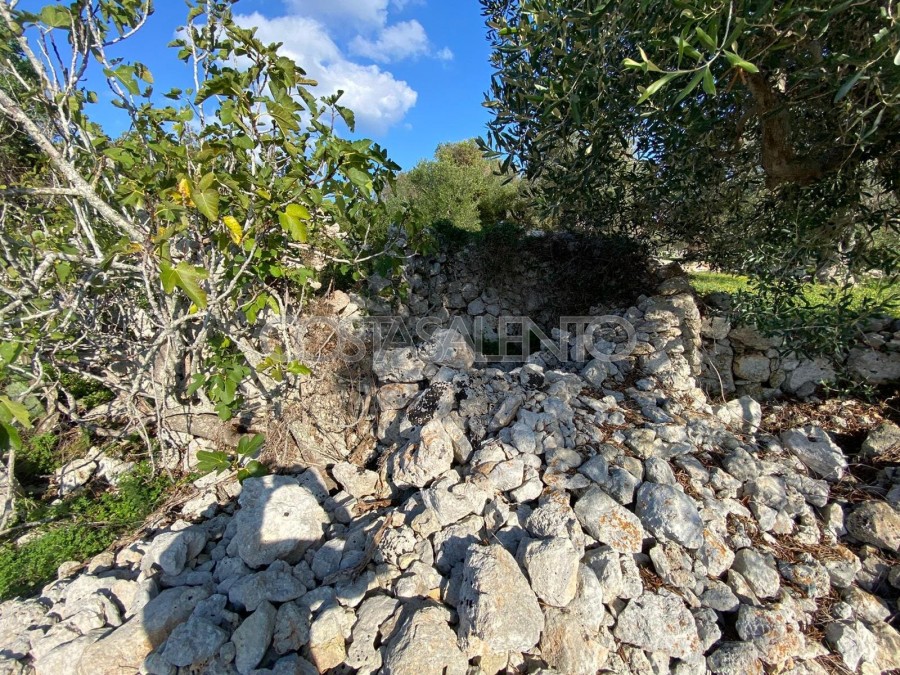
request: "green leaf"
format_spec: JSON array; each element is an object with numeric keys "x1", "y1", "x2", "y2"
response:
[
  {"x1": 237, "y1": 460, "x2": 267, "y2": 483},
  {"x1": 834, "y1": 70, "x2": 863, "y2": 103},
  {"x1": 672, "y1": 37, "x2": 702, "y2": 61},
  {"x1": 198, "y1": 172, "x2": 216, "y2": 190},
  {"x1": 336, "y1": 105, "x2": 355, "y2": 131},
  {"x1": 287, "y1": 361, "x2": 312, "y2": 376},
  {"x1": 637, "y1": 72, "x2": 679, "y2": 104},
  {"x1": 278, "y1": 205, "x2": 310, "y2": 243},
  {"x1": 103, "y1": 65, "x2": 141, "y2": 96},
  {"x1": 674, "y1": 69, "x2": 705, "y2": 105},
  {"x1": 267, "y1": 99, "x2": 300, "y2": 133},
  {"x1": 236, "y1": 433, "x2": 265, "y2": 456},
  {"x1": 346, "y1": 168, "x2": 373, "y2": 190},
  {"x1": 39, "y1": 5, "x2": 72, "y2": 28},
  {"x1": 622, "y1": 58, "x2": 643, "y2": 69},
  {"x1": 232, "y1": 134, "x2": 255, "y2": 150},
  {"x1": 285, "y1": 204, "x2": 310, "y2": 221},
  {"x1": 159, "y1": 261, "x2": 208, "y2": 308},
  {"x1": 195, "y1": 450, "x2": 230, "y2": 474},
  {"x1": 723, "y1": 52, "x2": 759, "y2": 73},
  {"x1": 0, "y1": 342, "x2": 22, "y2": 368},
  {"x1": 186, "y1": 373, "x2": 206, "y2": 396},
  {"x1": 194, "y1": 186, "x2": 219, "y2": 222},
  {"x1": 702, "y1": 65, "x2": 717, "y2": 95},
  {"x1": 0, "y1": 421, "x2": 21, "y2": 452},
  {"x1": 0, "y1": 396, "x2": 31, "y2": 428},
  {"x1": 695, "y1": 26, "x2": 717, "y2": 50}
]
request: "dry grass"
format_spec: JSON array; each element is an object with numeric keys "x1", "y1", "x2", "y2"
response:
[
  {"x1": 673, "y1": 468, "x2": 705, "y2": 501},
  {"x1": 258, "y1": 293, "x2": 378, "y2": 473},
  {"x1": 638, "y1": 564, "x2": 666, "y2": 592},
  {"x1": 761, "y1": 397, "x2": 894, "y2": 440},
  {"x1": 815, "y1": 653, "x2": 858, "y2": 675}
]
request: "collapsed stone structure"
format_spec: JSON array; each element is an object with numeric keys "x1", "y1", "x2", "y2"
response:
[
  {"x1": 1, "y1": 248, "x2": 899, "y2": 674},
  {"x1": 387, "y1": 237, "x2": 900, "y2": 400}
]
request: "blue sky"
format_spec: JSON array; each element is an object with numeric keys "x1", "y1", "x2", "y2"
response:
[{"x1": 28, "y1": 0, "x2": 495, "y2": 170}]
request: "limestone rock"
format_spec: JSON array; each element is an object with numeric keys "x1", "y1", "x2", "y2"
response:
[
  {"x1": 377, "y1": 383, "x2": 420, "y2": 411},
  {"x1": 848, "y1": 347, "x2": 900, "y2": 385},
  {"x1": 845, "y1": 502, "x2": 900, "y2": 552},
  {"x1": 382, "y1": 603, "x2": 468, "y2": 675},
  {"x1": 521, "y1": 536, "x2": 580, "y2": 607},
  {"x1": 825, "y1": 620, "x2": 877, "y2": 671},
  {"x1": 635, "y1": 482, "x2": 704, "y2": 549},
  {"x1": 232, "y1": 600, "x2": 277, "y2": 674},
  {"x1": 457, "y1": 544, "x2": 544, "y2": 654},
  {"x1": 75, "y1": 586, "x2": 210, "y2": 675},
  {"x1": 574, "y1": 487, "x2": 645, "y2": 553},
  {"x1": 784, "y1": 357, "x2": 835, "y2": 396},
  {"x1": 732, "y1": 548, "x2": 780, "y2": 598},
  {"x1": 733, "y1": 355, "x2": 770, "y2": 383},
  {"x1": 707, "y1": 642, "x2": 763, "y2": 675},
  {"x1": 306, "y1": 604, "x2": 352, "y2": 672},
  {"x1": 161, "y1": 616, "x2": 228, "y2": 668},
  {"x1": 540, "y1": 606, "x2": 608, "y2": 675},
  {"x1": 332, "y1": 462, "x2": 380, "y2": 499},
  {"x1": 373, "y1": 348, "x2": 426, "y2": 383},
  {"x1": 273, "y1": 602, "x2": 311, "y2": 656},
  {"x1": 389, "y1": 420, "x2": 454, "y2": 488},
  {"x1": 227, "y1": 475, "x2": 329, "y2": 568},
  {"x1": 613, "y1": 591, "x2": 701, "y2": 659},
  {"x1": 419, "y1": 328, "x2": 475, "y2": 370},
  {"x1": 141, "y1": 523, "x2": 207, "y2": 576},
  {"x1": 780, "y1": 426, "x2": 847, "y2": 481},
  {"x1": 860, "y1": 421, "x2": 900, "y2": 460}
]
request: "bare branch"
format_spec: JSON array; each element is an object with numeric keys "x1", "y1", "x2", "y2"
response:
[{"x1": 0, "y1": 87, "x2": 145, "y2": 241}]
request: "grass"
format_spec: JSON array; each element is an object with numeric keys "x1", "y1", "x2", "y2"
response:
[
  {"x1": 689, "y1": 270, "x2": 900, "y2": 317},
  {"x1": 0, "y1": 461, "x2": 172, "y2": 600},
  {"x1": 688, "y1": 270, "x2": 752, "y2": 296},
  {"x1": 14, "y1": 432, "x2": 61, "y2": 484}
]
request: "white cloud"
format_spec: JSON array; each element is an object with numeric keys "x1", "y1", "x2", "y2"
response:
[
  {"x1": 435, "y1": 47, "x2": 454, "y2": 62},
  {"x1": 236, "y1": 12, "x2": 417, "y2": 134},
  {"x1": 284, "y1": 0, "x2": 423, "y2": 30},
  {"x1": 284, "y1": 0, "x2": 390, "y2": 30},
  {"x1": 349, "y1": 20, "x2": 429, "y2": 62}
]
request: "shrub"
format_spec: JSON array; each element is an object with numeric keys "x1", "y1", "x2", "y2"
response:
[{"x1": 385, "y1": 139, "x2": 534, "y2": 241}]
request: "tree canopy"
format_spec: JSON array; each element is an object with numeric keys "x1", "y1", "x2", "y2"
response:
[
  {"x1": 0, "y1": 0, "x2": 400, "y2": 461},
  {"x1": 481, "y1": 0, "x2": 899, "y2": 355},
  {"x1": 384, "y1": 138, "x2": 533, "y2": 241}
]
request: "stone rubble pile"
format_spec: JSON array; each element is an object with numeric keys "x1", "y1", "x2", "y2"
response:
[{"x1": 1, "y1": 284, "x2": 899, "y2": 675}]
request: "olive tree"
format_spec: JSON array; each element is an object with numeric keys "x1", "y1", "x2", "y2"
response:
[
  {"x1": 481, "y1": 0, "x2": 899, "y2": 356},
  {"x1": 0, "y1": 0, "x2": 401, "y2": 486}
]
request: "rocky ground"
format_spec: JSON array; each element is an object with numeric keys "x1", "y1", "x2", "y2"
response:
[{"x1": 1, "y1": 281, "x2": 898, "y2": 674}]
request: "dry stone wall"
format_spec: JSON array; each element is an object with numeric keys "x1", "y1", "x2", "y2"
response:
[
  {"x1": 698, "y1": 314, "x2": 900, "y2": 401},
  {"x1": 1, "y1": 243, "x2": 899, "y2": 674}
]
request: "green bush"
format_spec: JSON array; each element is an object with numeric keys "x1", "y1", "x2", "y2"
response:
[
  {"x1": 58, "y1": 373, "x2": 115, "y2": 409},
  {"x1": 385, "y1": 139, "x2": 534, "y2": 241}
]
